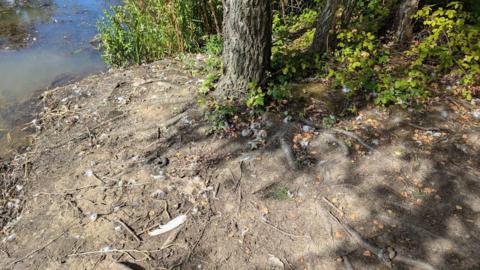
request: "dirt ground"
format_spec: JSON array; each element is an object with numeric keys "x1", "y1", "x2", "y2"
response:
[{"x1": 1, "y1": 56, "x2": 480, "y2": 270}]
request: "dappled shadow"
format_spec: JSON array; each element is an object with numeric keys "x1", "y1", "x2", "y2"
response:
[{"x1": 2, "y1": 58, "x2": 479, "y2": 270}]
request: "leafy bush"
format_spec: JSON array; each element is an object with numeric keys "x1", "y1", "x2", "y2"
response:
[
  {"x1": 329, "y1": 30, "x2": 387, "y2": 95},
  {"x1": 410, "y1": 2, "x2": 480, "y2": 85},
  {"x1": 98, "y1": 0, "x2": 219, "y2": 66}
]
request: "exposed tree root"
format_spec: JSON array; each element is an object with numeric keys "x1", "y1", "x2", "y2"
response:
[
  {"x1": 328, "y1": 211, "x2": 436, "y2": 270},
  {"x1": 279, "y1": 137, "x2": 297, "y2": 170},
  {"x1": 331, "y1": 128, "x2": 376, "y2": 153}
]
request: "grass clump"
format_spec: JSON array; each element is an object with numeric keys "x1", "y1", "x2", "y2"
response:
[{"x1": 98, "y1": 0, "x2": 220, "y2": 66}]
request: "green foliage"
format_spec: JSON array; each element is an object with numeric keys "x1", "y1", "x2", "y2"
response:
[
  {"x1": 376, "y1": 70, "x2": 429, "y2": 106},
  {"x1": 98, "y1": 0, "x2": 214, "y2": 66},
  {"x1": 349, "y1": 0, "x2": 394, "y2": 33},
  {"x1": 270, "y1": 186, "x2": 290, "y2": 200},
  {"x1": 329, "y1": 30, "x2": 387, "y2": 95},
  {"x1": 199, "y1": 97, "x2": 236, "y2": 133},
  {"x1": 322, "y1": 114, "x2": 337, "y2": 128},
  {"x1": 245, "y1": 82, "x2": 266, "y2": 110},
  {"x1": 203, "y1": 34, "x2": 224, "y2": 71},
  {"x1": 200, "y1": 73, "x2": 220, "y2": 94},
  {"x1": 410, "y1": 2, "x2": 480, "y2": 85}
]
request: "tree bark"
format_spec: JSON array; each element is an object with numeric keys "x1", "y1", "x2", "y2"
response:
[
  {"x1": 218, "y1": 0, "x2": 272, "y2": 100},
  {"x1": 340, "y1": 0, "x2": 357, "y2": 29},
  {"x1": 310, "y1": 0, "x2": 341, "y2": 53},
  {"x1": 393, "y1": 0, "x2": 419, "y2": 47}
]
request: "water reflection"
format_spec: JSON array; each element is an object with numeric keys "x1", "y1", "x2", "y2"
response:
[
  {"x1": 0, "y1": 0, "x2": 115, "y2": 158},
  {"x1": 0, "y1": 0, "x2": 55, "y2": 50}
]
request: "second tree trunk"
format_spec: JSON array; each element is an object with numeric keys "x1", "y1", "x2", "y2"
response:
[{"x1": 218, "y1": 0, "x2": 272, "y2": 99}]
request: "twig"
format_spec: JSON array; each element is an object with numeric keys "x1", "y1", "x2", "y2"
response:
[
  {"x1": 8, "y1": 229, "x2": 70, "y2": 267},
  {"x1": 68, "y1": 248, "x2": 165, "y2": 257},
  {"x1": 260, "y1": 220, "x2": 305, "y2": 238},
  {"x1": 322, "y1": 196, "x2": 344, "y2": 216},
  {"x1": 407, "y1": 123, "x2": 444, "y2": 132},
  {"x1": 331, "y1": 128, "x2": 376, "y2": 153},
  {"x1": 116, "y1": 219, "x2": 142, "y2": 242}
]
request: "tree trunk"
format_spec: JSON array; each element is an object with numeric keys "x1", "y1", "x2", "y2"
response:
[
  {"x1": 340, "y1": 0, "x2": 357, "y2": 29},
  {"x1": 218, "y1": 0, "x2": 272, "y2": 100},
  {"x1": 310, "y1": 0, "x2": 340, "y2": 53},
  {"x1": 393, "y1": 0, "x2": 419, "y2": 47}
]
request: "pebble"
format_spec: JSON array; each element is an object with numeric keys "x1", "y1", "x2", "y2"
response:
[
  {"x1": 151, "y1": 189, "x2": 166, "y2": 199},
  {"x1": 89, "y1": 213, "x2": 98, "y2": 222},
  {"x1": 241, "y1": 128, "x2": 253, "y2": 137},
  {"x1": 256, "y1": 129, "x2": 268, "y2": 139},
  {"x1": 472, "y1": 109, "x2": 480, "y2": 120},
  {"x1": 302, "y1": 125, "x2": 314, "y2": 132},
  {"x1": 85, "y1": 169, "x2": 94, "y2": 177}
]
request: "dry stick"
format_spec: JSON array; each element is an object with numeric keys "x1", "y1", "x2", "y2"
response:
[
  {"x1": 322, "y1": 196, "x2": 344, "y2": 216},
  {"x1": 8, "y1": 229, "x2": 70, "y2": 268},
  {"x1": 407, "y1": 122, "x2": 443, "y2": 132},
  {"x1": 328, "y1": 212, "x2": 436, "y2": 270},
  {"x1": 116, "y1": 219, "x2": 142, "y2": 242},
  {"x1": 342, "y1": 255, "x2": 354, "y2": 270},
  {"x1": 260, "y1": 220, "x2": 305, "y2": 239},
  {"x1": 331, "y1": 128, "x2": 376, "y2": 153},
  {"x1": 68, "y1": 248, "x2": 165, "y2": 257}
]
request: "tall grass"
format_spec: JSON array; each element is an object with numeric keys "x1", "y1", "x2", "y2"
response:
[{"x1": 98, "y1": 0, "x2": 221, "y2": 66}]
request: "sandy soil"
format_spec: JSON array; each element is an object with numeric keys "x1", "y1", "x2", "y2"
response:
[{"x1": 1, "y1": 56, "x2": 480, "y2": 270}]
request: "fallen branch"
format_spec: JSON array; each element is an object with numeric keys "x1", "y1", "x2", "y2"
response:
[
  {"x1": 328, "y1": 212, "x2": 436, "y2": 270},
  {"x1": 342, "y1": 255, "x2": 354, "y2": 270},
  {"x1": 331, "y1": 129, "x2": 376, "y2": 153},
  {"x1": 322, "y1": 196, "x2": 344, "y2": 216},
  {"x1": 68, "y1": 248, "x2": 165, "y2": 257},
  {"x1": 407, "y1": 123, "x2": 445, "y2": 132},
  {"x1": 116, "y1": 219, "x2": 142, "y2": 242}
]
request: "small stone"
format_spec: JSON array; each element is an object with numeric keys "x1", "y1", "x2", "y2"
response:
[
  {"x1": 250, "y1": 122, "x2": 261, "y2": 130},
  {"x1": 85, "y1": 169, "x2": 94, "y2": 177},
  {"x1": 455, "y1": 205, "x2": 463, "y2": 210},
  {"x1": 89, "y1": 213, "x2": 98, "y2": 222},
  {"x1": 3, "y1": 233, "x2": 16, "y2": 242},
  {"x1": 241, "y1": 128, "x2": 253, "y2": 137},
  {"x1": 267, "y1": 255, "x2": 284, "y2": 270},
  {"x1": 472, "y1": 109, "x2": 480, "y2": 120},
  {"x1": 302, "y1": 125, "x2": 314, "y2": 132},
  {"x1": 151, "y1": 189, "x2": 166, "y2": 199},
  {"x1": 440, "y1": 110, "x2": 448, "y2": 118},
  {"x1": 256, "y1": 129, "x2": 268, "y2": 139}
]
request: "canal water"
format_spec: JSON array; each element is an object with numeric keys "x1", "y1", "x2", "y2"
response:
[{"x1": 0, "y1": 0, "x2": 114, "y2": 158}]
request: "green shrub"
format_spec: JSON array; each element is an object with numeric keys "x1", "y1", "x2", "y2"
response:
[
  {"x1": 98, "y1": 0, "x2": 218, "y2": 66},
  {"x1": 410, "y1": 2, "x2": 480, "y2": 85}
]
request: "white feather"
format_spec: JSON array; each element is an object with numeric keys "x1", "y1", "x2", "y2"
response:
[{"x1": 148, "y1": 214, "x2": 187, "y2": 236}]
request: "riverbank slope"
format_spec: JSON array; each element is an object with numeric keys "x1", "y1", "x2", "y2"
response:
[{"x1": 1, "y1": 57, "x2": 480, "y2": 269}]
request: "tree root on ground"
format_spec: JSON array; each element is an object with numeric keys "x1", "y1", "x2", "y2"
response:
[{"x1": 328, "y1": 211, "x2": 436, "y2": 270}]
